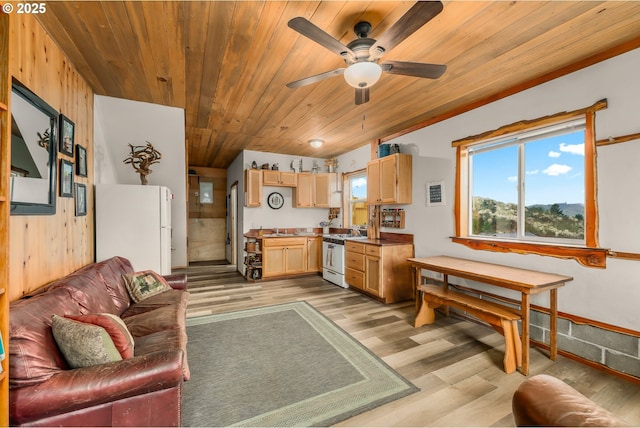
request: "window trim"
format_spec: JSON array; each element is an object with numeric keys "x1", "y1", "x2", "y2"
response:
[
  {"x1": 342, "y1": 169, "x2": 367, "y2": 228},
  {"x1": 453, "y1": 99, "x2": 608, "y2": 268}
]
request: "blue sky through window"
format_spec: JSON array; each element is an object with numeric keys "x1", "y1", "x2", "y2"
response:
[
  {"x1": 351, "y1": 176, "x2": 367, "y2": 199},
  {"x1": 472, "y1": 130, "x2": 585, "y2": 205}
]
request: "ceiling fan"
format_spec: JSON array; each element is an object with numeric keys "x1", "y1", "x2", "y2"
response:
[{"x1": 286, "y1": 1, "x2": 447, "y2": 105}]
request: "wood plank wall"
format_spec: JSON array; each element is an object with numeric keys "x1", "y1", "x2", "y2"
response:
[
  {"x1": 187, "y1": 166, "x2": 227, "y2": 262},
  {"x1": 8, "y1": 15, "x2": 94, "y2": 301}
]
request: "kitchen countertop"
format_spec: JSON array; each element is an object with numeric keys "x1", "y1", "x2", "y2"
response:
[
  {"x1": 244, "y1": 230, "x2": 413, "y2": 246},
  {"x1": 344, "y1": 237, "x2": 413, "y2": 246}
]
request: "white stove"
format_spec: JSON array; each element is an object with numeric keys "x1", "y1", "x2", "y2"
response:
[{"x1": 322, "y1": 233, "x2": 367, "y2": 288}]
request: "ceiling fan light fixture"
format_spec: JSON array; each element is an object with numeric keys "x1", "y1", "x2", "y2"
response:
[
  {"x1": 309, "y1": 139, "x2": 324, "y2": 148},
  {"x1": 343, "y1": 62, "x2": 382, "y2": 89}
]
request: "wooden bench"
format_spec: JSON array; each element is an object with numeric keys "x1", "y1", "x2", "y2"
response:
[{"x1": 415, "y1": 283, "x2": 523, "y2": 374}]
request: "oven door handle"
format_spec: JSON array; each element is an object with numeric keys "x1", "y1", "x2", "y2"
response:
[{"x1": 326, "y1": 245, "x2": 334, "y2": 267}]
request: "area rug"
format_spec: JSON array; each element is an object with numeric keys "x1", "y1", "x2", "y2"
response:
[{"x1": 182, "y1": 301, "x2": 419, "y2": 427}]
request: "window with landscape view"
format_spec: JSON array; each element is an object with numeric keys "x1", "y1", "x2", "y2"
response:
[
  {"x1": 469, "y1": 118, "x2": 586, "y2": 245},
  {"x1": 453, "y1": 101, "x2": 607, "y2": 267}
]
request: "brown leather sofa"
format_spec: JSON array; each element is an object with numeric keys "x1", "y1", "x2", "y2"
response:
[
  {"x1": 8, "y1": 256, "x2": 190, "y2": 426},
  {"x1": 512, "y1": 374, "x2": 630, "y2": 426}
]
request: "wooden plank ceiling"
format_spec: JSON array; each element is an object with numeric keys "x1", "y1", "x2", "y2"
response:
[{"x1": 35, "y1": 1, "x2": 640, "y2": 168}]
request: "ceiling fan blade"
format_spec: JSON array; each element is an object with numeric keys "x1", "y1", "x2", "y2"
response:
[
  {"x1": 355, "y1": 87, "x2": 370, "y2": 105},
  {"x1": 381, "y1": 60, "x2": 446, "y2": 79},
  {"x1": 288, "y1": 17, "x2": 355, "y2": 60},
  {"x1": 369, "y1": 1, "x2": 443, "y2": 61},
  {"x1": 286, "y1": 68, "x2": 345, "y2": 89}
]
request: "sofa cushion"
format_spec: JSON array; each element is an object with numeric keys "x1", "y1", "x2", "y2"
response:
[
  {"x1": 123, "y1": 270, "x2": 172, "y2": 303},
  {"x1": 66, "y1": 313, "x2": 135, "y2": 359},
  {"x1": 92, "y1": 256, "x2": 135, "y2": 314},
  {"x1": 134, "y1": 329, "x2": 190, "y2": 381},
  {"x1": 123, "y1": 304, "x2": 186, "y2": 338},
  {"x1": 9, "y1": 287, "x2": 84, "y2": 388},
  {"x1": 121, "y1": 289, "x2": 189, "y2": 318},
  {"x1": 45, "y1": 268, "x2": 118, "y2": 315},
  {"x1": 52, "y1": 315, "x2": 122, "y2": 368}
]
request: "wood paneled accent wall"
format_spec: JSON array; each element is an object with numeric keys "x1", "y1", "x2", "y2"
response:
[
  {"x1": 8, "y1": 15, "x2": 94, "y2": 301},
  {"x1": 1, "y1": 11, "x2": 11, "y2": 425},
  {"x1": 187, "y1": 166, "x2": 227, "y2": 262}
]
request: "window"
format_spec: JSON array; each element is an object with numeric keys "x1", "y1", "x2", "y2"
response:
[
  {"x1": 452, "y1": 100, "x2": 608, "y2": 267},
  {"x1": 469, "y1": 118, "x2": 586, "y2": 244},
  {"x1": 345, "y1": 171, "x2": 367, "y2": 227}
]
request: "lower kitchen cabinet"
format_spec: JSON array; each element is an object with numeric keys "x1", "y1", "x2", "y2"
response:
[
  {"x1": 263, "y1": 238, "x2": 306, "y2": 277},
  {"x1": 345, "y1": 241, "x2": 414, "y2": 303},
  {"x1": 307, "y1": 236, "x2": 322, "y2": 272}
]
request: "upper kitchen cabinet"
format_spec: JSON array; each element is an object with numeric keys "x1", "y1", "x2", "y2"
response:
[
  {"x1": 313, "y1": 173, "x2": 339, "y2": 208},
  {"x1": 245, "y1": 169, "x2": 262, "y2": 207},
  {"x1": 367, "y1": 153, "x2": 412, "y2": 205},
  {"x1": 293, "y1": 173, "x2": 339, "y2": 208},
  {"x1": 263, "y1": 170, "x2": 297, "y2": 187}
]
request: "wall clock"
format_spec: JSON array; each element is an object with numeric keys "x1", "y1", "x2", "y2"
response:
[{"x1": 267, "y1": 192, "x2": 284, "y2": 209}]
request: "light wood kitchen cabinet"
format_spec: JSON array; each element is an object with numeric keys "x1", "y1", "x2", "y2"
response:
[
  {"x1": 244, "y1": 169, "x2": 262, "y2": 207},
  {"x1": 263, "y1": 237, "x2": 307, "y2": 277},
  {"x1": 306, "y1": 236, "x2": 322, "y2": 272},
  {"x1": 367, "y1": 153, "x2": 412, "y2": 205},
  {"x1": 313, "y1": 173, "x2": 339, "y2": 207},
  {"x1": 293, "y1": 173, "x2": 339, "y2": 208},
  {"x1": 293, "y1": 173, "x2": 313, "y2": 207},
  {"x1": 345, "y1": 241, "x2": 414, "y2": 303},
  {"x1": 263, "y1": 170, "x2": 297, "y2": 187}
]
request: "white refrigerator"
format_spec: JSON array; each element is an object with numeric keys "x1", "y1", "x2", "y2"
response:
[{"x1": 95, "y1": 184, "x2": 172, "y2": 275}]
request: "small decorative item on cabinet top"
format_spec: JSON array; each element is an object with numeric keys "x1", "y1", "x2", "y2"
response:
[{"x1": 325, "y1": 158, "x2": 338, "y2": 172}]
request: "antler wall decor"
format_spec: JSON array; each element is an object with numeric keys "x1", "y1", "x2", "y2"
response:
[
  {"x1": 123, "y1": 142, "x2": 162, "y2": 185},
  {"x1": 37, "y1": 129, "x2": 50, "y2": 151}
]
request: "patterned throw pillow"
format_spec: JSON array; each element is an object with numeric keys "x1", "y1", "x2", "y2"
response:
[
  {"x1": 122, "y1": 270, "x2": 172, "y2": 303},
  {"x1": 51, "y1": 315, "x2": 122, "y2": 368},
  {"x1": 65, "y1": 313, "x2": 135, "y2": 358}
]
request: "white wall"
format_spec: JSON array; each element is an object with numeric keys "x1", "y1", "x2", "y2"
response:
[
  {"x1": 93, "y1": 95, "x2": 188, "y2": 269},
  {"x1": 339, "y1": 48, "x2": 640, "y2": 331}
]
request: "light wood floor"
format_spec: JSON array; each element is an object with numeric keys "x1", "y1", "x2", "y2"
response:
[{"x1": 179, "y1": 263, "x2": 640, "y2": 427}]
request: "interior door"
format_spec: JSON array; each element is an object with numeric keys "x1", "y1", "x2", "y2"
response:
[{"x1": 230, "y1": 182, "x2": 237, "y2": 265}]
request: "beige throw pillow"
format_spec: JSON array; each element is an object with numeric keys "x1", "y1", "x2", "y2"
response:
[{"x1": 51, "y1": 314, "x2": 122, "y2": 368}]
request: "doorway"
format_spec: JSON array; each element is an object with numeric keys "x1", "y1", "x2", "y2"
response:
[{"x1": 229, "y1": 182, "x2": 238, "y2": 266}]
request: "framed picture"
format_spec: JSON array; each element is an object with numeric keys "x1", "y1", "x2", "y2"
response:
[
  {"x1": 60, "y1": 159, "x2": 74, "y2": 197},
  {"x1": 75, "y1": 183, "x2": 87, "y2": 216},
  {"x1": 426, "y1": 181, "x2": 445, "y2": 207},
  {"x1": 75, "y1": 145, "x2": 87, "y2": 177},
  {"x1": 59, "y1": 114, "x2": 75, "y2": 156}
]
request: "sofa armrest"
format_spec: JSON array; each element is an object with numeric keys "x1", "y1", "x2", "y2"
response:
[
  {"x1": 163, "y1": 273, "x2": 187, "y2": 290},
  {"x1": 512, "y1": 374, "x2": 630, "y2": 427},
  {"x1": 10, "y1": 350, "x2": 184, "y2": 425}
]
